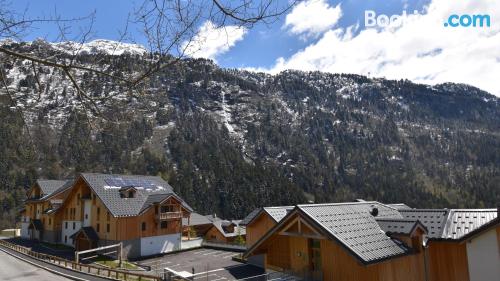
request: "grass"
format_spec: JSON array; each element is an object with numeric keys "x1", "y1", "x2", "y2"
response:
[{"x1": 93, "y1": 256, "x2": 140, "y2": 270}]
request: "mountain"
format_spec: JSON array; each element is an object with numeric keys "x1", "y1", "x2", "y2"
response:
[{"x1": 0, "y1": 40, "x2": 499, "y2": 228}]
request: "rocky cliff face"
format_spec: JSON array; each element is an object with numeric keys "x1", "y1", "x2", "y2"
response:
[{"x1": 0, "y1": 40, "x2": 499, "y2": 225}]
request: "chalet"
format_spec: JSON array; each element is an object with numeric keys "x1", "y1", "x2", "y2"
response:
[
  {"x1": 244, "y1": 202, "x2": 499, "y2": 281},
  {"x1": 205, "y1": 217, "x2": 246, "y2": 244},
  {"x1": 400, "y1": 208, "x2": 500, "y2": 281},
  {"x1": 244, "y1": 201, "x2": 428, "y2": 281},
  {"x1": 182, "y1": 212, "x2": 213, "y2": 238},
  {"x1": 20, "y1": 180, "x2": 74, "y2": 242},
  {"x1": 20, "y1": 173, "x2": 193, "y2": 259},
  {"x1": 240, "y1": 206, "x2": 293, "y2": 247}
]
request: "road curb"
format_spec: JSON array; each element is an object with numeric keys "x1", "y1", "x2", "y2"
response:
[{"x1": 0, "y1": 246, "x2": 89, "y2": 281}]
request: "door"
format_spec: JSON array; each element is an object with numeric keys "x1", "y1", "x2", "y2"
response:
[{"x1": 309, "y1": 239, "x2": 322, "y2": 281}]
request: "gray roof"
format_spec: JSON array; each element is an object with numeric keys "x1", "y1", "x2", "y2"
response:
[
  {"x1": 36, "y1": 180, "x2": 73, "y2": 200},
  {"x1": 240, "y1": 206, "x2": 294, "y2": 226},
  {"x1": 399, "y1": 208, "x2": 498, "y2": 240},
  {"x1": 80, "y1": 173, "x2": 192, "y2": 217},
  {"x1": 182, "y1": 213, "x2": 213, "y2": 226},
  {"x1": 399, "y1": 209, "x2": 449, "y2": 238},
  {"x1": 211, "y1": 218, "x2": 246, "y2": 237},
  {"x1": 298, "y1": 202, "x2": 410, "y2": 264},
  {"x1": 376, "y1": 218, "x2": 426, "y2": 235},
  {"x1": 387, "y1": 203, "x2": 412, "y2": 210},
  {"x1": 441, "y1": 209, "x2": 497, "y2": 240},
  {"x1": 70, "y1": 227, "x2": 99, "y2": 241},
  {"x1": 239, "y1": 208, "x2": 261, "y2": 226}
]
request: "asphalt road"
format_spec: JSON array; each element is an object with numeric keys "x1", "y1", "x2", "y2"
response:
[{"x1": 0, "y1": 250, "x2": 69, "y2": 281}]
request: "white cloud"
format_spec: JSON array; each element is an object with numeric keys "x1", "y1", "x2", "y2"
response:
[
  {"x1": 263, "y1": 0, "x2": 500, "y2": 96},
  {"x1": 183, "y1": 21, "x2": 247, "y2": 61},
  {"x1": 284, "y1": 0, "x2": 342, "y2": 38}
]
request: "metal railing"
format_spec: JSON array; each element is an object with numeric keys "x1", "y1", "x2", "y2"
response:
[{"x1": 0, "y1": 239, "x2": 161, "y2": 281}]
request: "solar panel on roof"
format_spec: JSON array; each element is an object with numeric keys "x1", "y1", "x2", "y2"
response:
[{"x1": 105, "y1": 178, "x2": 157, "y2": 189}]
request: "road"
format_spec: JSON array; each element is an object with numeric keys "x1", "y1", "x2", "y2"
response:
[{"x1": 0, "y1": 250, "x2": 69, "y2": 281}]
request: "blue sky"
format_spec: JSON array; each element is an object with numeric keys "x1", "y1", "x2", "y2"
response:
[
  {"x1": 8, "y1": 0, "x2": 500, "y2": 96},
  {"x1": 11, "y1": 0, "x2": 428, "y2": 68}
]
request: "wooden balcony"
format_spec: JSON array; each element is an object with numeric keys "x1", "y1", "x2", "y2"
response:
[{"x1": 158, "y1": 211, "x2": 183, "y2": 220}]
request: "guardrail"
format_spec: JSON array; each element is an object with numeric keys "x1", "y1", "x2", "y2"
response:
[{"x1": 0, "y1": 239, "x2": 161, "y2": 281}]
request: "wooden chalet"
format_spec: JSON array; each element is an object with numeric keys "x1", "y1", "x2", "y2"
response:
[
  {"x1": 20, "y1": 173, "x2": 193, "y2": 259},
  {"x1": 20, "y1": 180, "x2": 73, "y2": 242},
  {"x1": 243, "y1": 202, "x2": 499, "y2": 281},
  {"x1": 400, "y1": 208, "x2": 500, "y2": 281},
  {"x1": 240, "y1": 206, "x2": 293, "y2": 247},
  {"x1": 205, "y1": 218, "x2": 246, "y2": 244}
]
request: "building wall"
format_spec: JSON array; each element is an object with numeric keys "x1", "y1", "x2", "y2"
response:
[
  {"x1": 206, "y1": 226, "x2": 228, "y2": 242},
  {"x1": 61, "y1": 220, "x2": 81, "y2": 246},
  {"x1": 265, "y1": 234, "x2": 291, "y2": 270},
  {"x1": 246, "y1": 213, "x2": 276, "y2": 247},
  {"x1": 140, "y1": 233, "x2": 181, "y2": 257},
  {"x1": 320, "y1": 239, "x2": 425, "y2": 281},
  {"x1": 427, "y1": 241, "x2": 469, "y2": 281},
  {"x1": 466, "y1": 227, "x2": 500, "y2": 281}
]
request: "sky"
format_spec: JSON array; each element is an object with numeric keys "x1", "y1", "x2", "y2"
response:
[{"x1": 8, "y1": 0, "x2": 500, "y2": 96}]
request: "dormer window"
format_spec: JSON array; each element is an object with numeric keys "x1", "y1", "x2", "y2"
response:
[{"x1": 119, "y1": 186, "x2": 136, "y2": 198}]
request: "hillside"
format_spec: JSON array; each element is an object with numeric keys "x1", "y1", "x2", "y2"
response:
[{"x1": 0, "y1": 40, "x2": 499, "y2": 228}]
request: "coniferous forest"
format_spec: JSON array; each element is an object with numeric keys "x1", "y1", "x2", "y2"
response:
[{"x1": 0, "y1": 41, "x2": 499, "y2": 228}]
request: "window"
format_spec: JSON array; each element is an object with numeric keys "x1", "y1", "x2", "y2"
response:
[
  {"x1": 64, "y1": 236, "x2": 67, "y2": 243},
  {"x1": 107, "y1": 212, "x2": 110, "y2": 221},
  {"x1": 97, "y1": 223, "x2": 100, "y2": 232},
  {"x1": 73, "y1": 222, "x2": 75, "y2": 230},
  {"x1": 85, "y1": 214, "x2": 88, "y2": 220},
  {"x1": 48, "y1": 218, "x2": 51, "y2": 225},
  {"x1": 92, "y1": 193, "x2": 96, "y2": 205},
  {"x1": 65, "y1": 222, "x2": 68, "y2": 229},
  {"x1": 77, "y1": 194, "x2": 80, "y2": 205},
  {"x1": 142, "y1": 222, "x2": 146, "y2": 231},
  {"x1": 161, "y1": 221, "x2": 168, "y2": 229},
  {"x1": 107, "y1": 224, "x2": 110, "y2": 233},
  {"x1": 97, "y1": 207, "x2": 100, "y2": 219},
  {"x1": 155, "y1": 206, "x2": 158, "y2": 215}
]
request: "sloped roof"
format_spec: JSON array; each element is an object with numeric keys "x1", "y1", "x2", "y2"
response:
[
  {"x1": 441, "y1": 209, "x2": 497, "y2": 240},
  {"x1": 182, "y1": 213, "x2": 213, "y2": 226},
  {"x1": 28, "y1": 219, "x2": 43, "y2": 230},
  {"x1": 80, "y1": 173, "x2": 192, "y2": 217},
  {"x1": 399, "y1": 209, "x2": 449, "y2": 238},
  {"x1": 33, "y1": 179, "x2": 73, "y2": 200},
  {"x1": 376, "y1": 218, "x2": 427, "y2": 235},
  {"x1": 70, "y1": 227, "x2": 99, "y2": 241},
  {"x1": 387, "y1": 203, "x2": 412, "y2": 210},
  {"x1": 211, "y1": 218, "x2": 246, "y2": 237},
  {"x1": 240, "y1": 206, "x2": 294, "y2": 226},
  {"x1": 297, "y1": 202, "x2": 409, "y2": 264}
]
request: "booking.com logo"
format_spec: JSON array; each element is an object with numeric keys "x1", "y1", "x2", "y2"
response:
[
  {"x1": 365, "y1": 10, "x2": 491, "y2": 28},
  {"x1": 443, "y1": 14, "x2": 491, "y2": 27}
]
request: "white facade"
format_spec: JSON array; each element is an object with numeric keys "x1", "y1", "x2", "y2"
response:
[
  {"x1": 140, "y1": 233, "x2": 181, "y2": 257},
  {"x1": 83, "y1": 200, "x2": 91, "y2": 227},
  {"x1": 61, "y1": 220, "x2": 82, "y2": 246},
  {"x1": 20, "y1": 216, "x2": 30, "y2": 239},
  {"x1": 466, "y1": 227, "x2": 500, "y2": 281}
]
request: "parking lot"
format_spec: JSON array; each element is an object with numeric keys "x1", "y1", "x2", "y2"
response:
[{"x1": 136, "y1": 248, "x2": 266, "y2": 281}]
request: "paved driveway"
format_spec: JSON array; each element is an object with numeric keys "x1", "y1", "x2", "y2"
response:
[{"x1": 137, "y1": 248, "x2": 265, "y2": 280}]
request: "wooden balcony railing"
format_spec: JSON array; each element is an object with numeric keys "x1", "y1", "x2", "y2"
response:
[{"x1": 158, "y1": 211, "x2": 182, "y2": 220}]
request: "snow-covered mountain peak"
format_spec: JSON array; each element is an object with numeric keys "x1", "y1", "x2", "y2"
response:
[{"x1": 52, "y1": 39, "x2": 147, "y2": 56}]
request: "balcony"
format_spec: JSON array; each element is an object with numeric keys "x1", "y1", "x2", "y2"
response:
[{"x1": 158, "y1": 211, "x2": 183, "y2": 220}]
